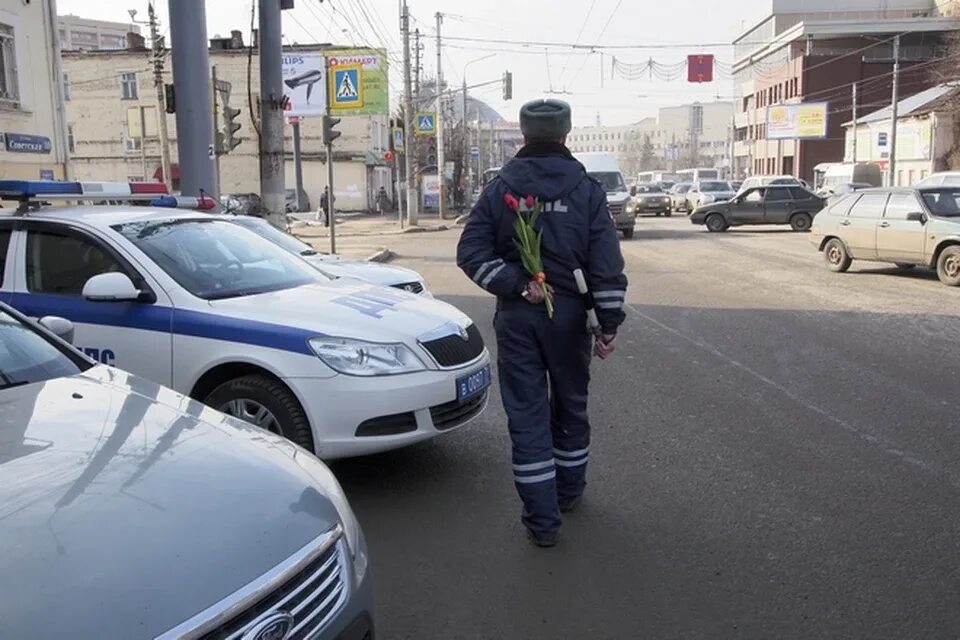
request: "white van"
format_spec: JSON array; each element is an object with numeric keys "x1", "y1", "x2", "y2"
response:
[
  {"x1": 817, "y1": 163, "x2": 882, "y2": 194},
  {"x1": 574, "y1": 152, "x2": 635, "y2": 239}
]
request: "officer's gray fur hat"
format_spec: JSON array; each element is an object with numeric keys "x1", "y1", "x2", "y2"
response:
[{"x1": 519, "y1": 99, "x2": 572, "y2": 141}]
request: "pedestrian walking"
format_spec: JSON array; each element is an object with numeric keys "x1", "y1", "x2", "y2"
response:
[
  {"x1": 319, "y1": 187, "x2": 332, "y2": 227},
  {"x1": 456, "y1": 99, "x2": 628, "y2": 547}
]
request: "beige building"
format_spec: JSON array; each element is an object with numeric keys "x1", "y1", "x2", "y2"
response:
[
  {"x1": 0, "y1": 0, "x2": 69, "y2": 180},
  {"x1": 63, "y1": 40, "x2": 392, "y2": 211},
  {"x1": 58, "y1": 14, "x2": 137, "y2": 50},
  {"x1": 567, "y1": 101, "x2": 734, "y2": 177}
]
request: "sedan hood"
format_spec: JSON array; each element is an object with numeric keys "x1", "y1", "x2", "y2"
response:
[
  {"x1": 303, "y1": 255, "x2": 422, "y2": 288},
  {"x1": 207, "y1": 280, "x2": 469, "y2": 343},
  {"x1": 0, "y1": 366, "x2": 343, "y2": 639}
]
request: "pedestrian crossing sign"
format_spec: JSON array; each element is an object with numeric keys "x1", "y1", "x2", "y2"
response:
[
  {"x1": 416, "y1": 112, "x2": 436, "y2": 135},
  {"x1": 329, "y1": 64, "x2": 363, "y2": 109}
]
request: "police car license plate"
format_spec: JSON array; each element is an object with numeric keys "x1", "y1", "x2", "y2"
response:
[{"x1": 457, "y1": 365, "x2": 491, "y2": 401}]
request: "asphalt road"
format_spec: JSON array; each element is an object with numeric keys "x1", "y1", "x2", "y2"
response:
[{"x1": 331, "y1": 216, "x2": 960, "y2": 640}]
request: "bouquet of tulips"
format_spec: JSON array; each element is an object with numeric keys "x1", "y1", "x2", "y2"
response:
[{"x1": 504, "y1": 193, "x2": 554, "y2": 319}]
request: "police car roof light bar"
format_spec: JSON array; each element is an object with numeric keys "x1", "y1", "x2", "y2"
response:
[{"x1": 0, "y1": 180, "x2": 188, "y2": 213}]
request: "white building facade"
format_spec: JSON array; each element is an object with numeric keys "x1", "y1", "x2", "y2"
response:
[{"x1": 0, "y1": 0, "x2": 69, "y2": 180}]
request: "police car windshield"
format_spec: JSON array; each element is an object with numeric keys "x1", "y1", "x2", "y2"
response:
[
  {"x1": 228, "y1": 216, "x2": 318, "y2": 256},
  {"x1": 589, "y1": 172, "x2": 626, "y2": 192},
  {"x1": 113, "y1": 219, "x2": 321, "y2": 300},
  {"x1": 0, "y1": 308, "x2": 88, "y2": 390}
]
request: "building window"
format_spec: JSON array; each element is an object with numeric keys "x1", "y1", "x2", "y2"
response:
[
  {"x1": 0, "y1": 23, "x2": 19, "y2": 105},
  {"x1": 120, "y1": 72, "x2": 139, "y2": 100},
  {"x1": 67, "y1": 125, "x2": 75, "y2": 153},
  {"x1": 63, "y1": 72, "x2": 70, "y2": 101},
  {"x1": 124, "y1": 137, "x2": 142, "y2": 153}
]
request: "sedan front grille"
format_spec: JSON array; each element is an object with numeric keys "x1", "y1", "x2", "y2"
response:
[
  {"x1": 420, "y1": 323, "x2": 484, "y2": 367},
  {"x1": 608, "y1": 203, "x2": 625, "y2": 215},
  {"x1": 195, "y1": 534, "x2": 348, "y2": 640},
  {"x1": 430, "y1": 390, "x2": 489, "y2": 430},
  {"x1": 392, "y1": 281, "x2": 424, "y2": 294}
]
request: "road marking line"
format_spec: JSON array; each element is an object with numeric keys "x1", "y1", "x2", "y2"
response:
[{"x1": 625, "y1": 303, "x2": 958, "y2": 490}]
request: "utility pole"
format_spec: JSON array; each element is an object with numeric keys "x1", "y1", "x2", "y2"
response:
[
  {"x1": 148, "y1": 2, "x2": 171, "y2": 190},
  {"x1": 888, "y1": 34, "x2": 901, "y2": 187},
  {"x1": 139, "y1": 105, "x2": 148, "y2": 181},
  {"x1": 462, "y1": 78, "x2": 469, "y2": 205},
  {"x1": 401, "y1": 0, "x2": 419, "y2": 225},
  {"x1": 435, "y1": 12, "x2": 446, "y2": 219},
  {"x1": 851, "y1": 82, "x2": 858, "y2": 164},
  {"x1": 258, "y1": 0, "x2": 286, "y2": 228},
  {"x1": 168, "y1": 0, "x2": 217, "y2": 198}
]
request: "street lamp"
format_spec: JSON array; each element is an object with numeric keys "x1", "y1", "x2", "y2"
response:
[{"x1": 462, "y1": 54, "x2": 496, "y2": 203}]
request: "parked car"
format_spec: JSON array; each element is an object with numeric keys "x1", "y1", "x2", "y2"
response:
[
  {"x1": 221, "y1": 192, "x2": 264, "y2": 216},
  {"x1": 0, "y1": 301, "x2": 375, "y2": 639},
  {"x1": 810, "y1": 186, "x2": 960, "y2": 286},
  {"x1": 628, "y1": 183, "x2": 672, "y2": 217},
  {"x1": 285, "y1": 187, "x2": 311, "y2": 213},
  {"x1": 690, "y1": 185, "x2": 825, "y2": 232},
  {"x1": 669, "y1": 183, "x2": 693, "y2": 213},
  {"x1": 817, "y1": 163, "x2": 883, "y2": 195},
  {"x1": 229, "y1": 215, "x2": 431, "y2": 295},
  {"x1": 826, "y1": 182, "x2": 875, "y2": 200},
  {"x1": 737, "y1": 175, "x2": 809, "y2": 193},
  {"x1": 686, "y1": 180, "x2": 738, "y2": 211},
  {"x1": 576, "y1": 152, "x2": 635, "y2": 238},
  {"x1": 0, "y1": 181, "x2": 491, "y2": 459},
  {"x1": 915, "y1": 171, "x2": 960, "y2": 188}
]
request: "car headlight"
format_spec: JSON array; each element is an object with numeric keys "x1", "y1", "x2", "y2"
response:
[
  {"x1": 309, "y1": 337, "x2": 425, "y2": 376},
  {"x1": 700, "y1": 194, "x2": 715, "y2": 204},
  {"x1": 626, "y1": 201, "x2": 637, "y2": 213}
]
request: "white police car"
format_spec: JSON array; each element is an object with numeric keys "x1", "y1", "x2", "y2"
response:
[
  {"x1": 0, "y1": 180, "x2": 491, "y2": 458},
  {"x1": 227, "y1": 215, "x2": 431, "y2": 296}
]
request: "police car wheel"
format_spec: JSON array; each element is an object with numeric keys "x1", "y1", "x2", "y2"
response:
[{"x1": 206, "y1": 375, "x2": 315, "y2": 451}]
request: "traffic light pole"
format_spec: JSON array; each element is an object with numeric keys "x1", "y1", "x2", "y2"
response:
[
  {"x1": 291, "y1": 119, "x2": 304, "y2": 213},
  {"x1": 401, "y1": 0, "x2": 418, "y2": 226},
  {"x1": 435, "y1": 12, "x2": 446, "y2": 220},
  {"x1": 258, "y1": 0, "x2": 286, "y2": 229},
  {"x1": 212, "y1": 65, "x2": 222, "y2": 190},
  {"x1": 168, "y1": 0, "x2": 217, "y2": 199}
]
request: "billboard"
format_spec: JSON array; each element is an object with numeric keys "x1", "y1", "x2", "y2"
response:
[
  {"x1": 766, "y1": 102, "x2": 828, "y2": 140},
  {"x1": 324, "y1": 49, "x2": 389, "y2": 115},
  {"x1": 282, "y1": 53, "x2": 327, "y2": 117}
]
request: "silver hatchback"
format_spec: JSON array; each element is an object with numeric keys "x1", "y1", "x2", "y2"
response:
[{"x1": 810, "y1": 187, "x2": 960, "y2": 286}]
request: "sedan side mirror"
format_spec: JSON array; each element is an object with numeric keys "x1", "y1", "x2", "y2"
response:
[
  {"x1": 630, "y1": 186, "x2": 637, "y2": 196},
  {"x1": 83, "y1": 272, "x2": 142, "y2": 302},
  {"x1": 906, "y1": 211, "x2": 927, "y2": 224},
  {"x1": 39, "y1": 316, "x2": 75, "y2": 344}
]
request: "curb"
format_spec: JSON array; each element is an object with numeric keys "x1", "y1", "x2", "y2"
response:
[
  {"x1": 366, "y1": 248, "x2": 395, "y2": 263},
  {"x1": 401, "y1": 224, "x2": 449, "y2": 234}
]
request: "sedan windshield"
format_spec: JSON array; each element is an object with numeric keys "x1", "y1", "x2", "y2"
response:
[
  {"x1": 113, "y1": 219, "x2": 321, "y2": 300},
  {"x1": 921, "y1": 189, "x2": 960, "y2": 217},
  {"x1": 229, "y1": 216, "x2": 318, "y2": 256},
  {"x1": 700, "y1": 181, "x2": 731, "y2": 192},
  {"x1": 0, "y1": 309, "x2": 87, "y2": 390},
  {"x1": 635, "y1": 184, "x2": 662, "y2": 194},
  {"x1": 588, "y1": 172, "x2": 626, "y2": 192}
]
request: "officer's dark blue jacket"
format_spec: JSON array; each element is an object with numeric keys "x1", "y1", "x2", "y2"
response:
[{"x1": 457, "y1": 142, "x2": 628, "y2": 333}]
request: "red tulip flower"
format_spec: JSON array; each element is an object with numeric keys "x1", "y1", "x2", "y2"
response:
[
  {"x1": 507, "y1": 194, "x2": 554, "y2": 318},
  {"x1": 524, "y1": 195, "x2": 535, "y2": 209},
  {"x1": 503, "y1": 193, "x2": 520, "y2": 212}
]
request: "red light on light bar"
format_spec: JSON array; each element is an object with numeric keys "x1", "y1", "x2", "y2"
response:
[
  {"x1": 130, "y1": 182, "x2": 170, "y2": 195},
  {"x1": 196, "y1": 195, "x2": 217, "y2": 210}
]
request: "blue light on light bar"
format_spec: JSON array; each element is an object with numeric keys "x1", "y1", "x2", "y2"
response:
[
  {"x1": 149, "y1": 196, "x2": 179, "y2": 208},
  {"x1": 0, "y1": 180, "x2": 82, "y2": 198}
]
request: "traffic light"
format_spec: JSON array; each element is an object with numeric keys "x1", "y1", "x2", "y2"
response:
[
  {"x1": 164, "y1": 83, "x2": 176, "y2": 114},
  {"x1": 502, "y1": 71, "x2": 513, "y2": 101},
  {"x1": 323, "y1": 114, "x2": 342, "y2": 145},
  {"x1": 223, "y1": 105, "x2": 242, "y2": 152}
]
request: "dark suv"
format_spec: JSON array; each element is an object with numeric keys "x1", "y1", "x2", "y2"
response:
[{"x1": 690, "y1": 185, "x2": 825, "y2": 232}]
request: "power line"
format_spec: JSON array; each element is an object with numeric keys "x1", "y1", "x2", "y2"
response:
[{"x1": 556, "y1": 0, "x2": 598, "y2": 85}]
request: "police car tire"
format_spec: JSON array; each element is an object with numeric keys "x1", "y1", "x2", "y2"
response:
[{"x1": 205, "y1": 375, "x2": 315, "y2": 452}]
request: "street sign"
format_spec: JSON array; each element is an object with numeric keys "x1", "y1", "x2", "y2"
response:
[
  {"x1": 470, "y1": 145, "x2": 480, "y2": 157},
  {"x1": 393, "y1": 127, "x2": 404, "y2": 151},
  {"x1": 287, "y1": 115, "x2": 300, "y2": 126},
  {"x1": 329, "y1": 64, "x2": 363, "y2": 109},
  {"x1": 416, "y1": 112, "x2": 436, "y2": 136}
]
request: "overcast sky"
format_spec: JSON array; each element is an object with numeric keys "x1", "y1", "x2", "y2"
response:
[{"x1": 57, "y1": 0, "x2": 771, "y2": 126}]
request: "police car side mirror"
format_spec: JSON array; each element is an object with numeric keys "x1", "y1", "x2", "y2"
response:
[
  {"x1": 39, "y1": 316, "x2": 75, "y2": 344},
  {"x1": 82, "y1": 272, "x2": 142, "y2": 302}
]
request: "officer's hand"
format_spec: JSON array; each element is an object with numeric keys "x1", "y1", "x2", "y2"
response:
[
  {"x1": 523, "y1": 281, "x2": 552, "y2": 304},
  {"x1": 594, "y1": 334, "x2": 616, "y2": 359}
]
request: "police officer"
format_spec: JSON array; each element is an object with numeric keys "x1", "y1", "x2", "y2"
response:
[{"x1": 457, "y1": 99, "x2": 628, "y2": 547}]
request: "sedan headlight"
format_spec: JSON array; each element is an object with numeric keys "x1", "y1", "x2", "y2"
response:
[
  {"x1": 626, "y1": 201, "x2": 637, "y2": 214},
  {"x1": 309, "y1": 337, "x2": 425, "y2": 376}
]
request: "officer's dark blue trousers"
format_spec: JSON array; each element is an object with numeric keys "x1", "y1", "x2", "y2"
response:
[{"x1": 494, "y1": 295, "x2": 592, "y2": 538}]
